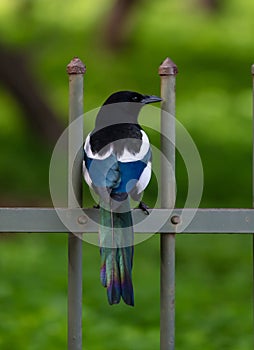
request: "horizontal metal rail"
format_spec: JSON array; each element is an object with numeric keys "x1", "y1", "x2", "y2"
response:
[{"x1": 1, "y1": 208, "x2": 254, "y2": 233}]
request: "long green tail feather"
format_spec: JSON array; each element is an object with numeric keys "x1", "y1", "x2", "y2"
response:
[{"x1": 99, "y1": 198, "x2": 134, "y2": 306}]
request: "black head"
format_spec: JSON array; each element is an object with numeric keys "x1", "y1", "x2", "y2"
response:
[
  {"x1": 103, "y1": 91, "x2": 162, "y2": 106},
  {"x1": 95, "y1": 91, "x2": 162, "y2": 130}
]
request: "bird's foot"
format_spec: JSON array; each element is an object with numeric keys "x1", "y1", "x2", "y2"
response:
[
  {"x1": 138, "y1": 201, "x2": 150, "y2": 215},
  {"x1": 93, "y1": 204, "x2": 100, "y2": 209}
]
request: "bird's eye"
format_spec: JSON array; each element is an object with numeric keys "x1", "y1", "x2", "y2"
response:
[{"x1": 132, "y1": 96, "x2": 138, "y2": 102}]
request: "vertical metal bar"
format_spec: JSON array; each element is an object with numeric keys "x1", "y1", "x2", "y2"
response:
[
  {"x1": 159, "y1": 58, "x2": 178, "y2": 350},
  {"x1": 66, "y1": 57, "x2": 86, "y2": 350},
  {"x1": 252, "y1": 63, "x2": 254, "y2": 346}
]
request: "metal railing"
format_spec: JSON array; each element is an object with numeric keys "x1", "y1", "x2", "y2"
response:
[{"x1": 0, "y1": 57, "x2": 253, "y2": 350}]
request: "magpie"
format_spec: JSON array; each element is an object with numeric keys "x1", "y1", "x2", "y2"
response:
[{"x1": 83, "y1": 91, "x2": 162, "y2": 306}]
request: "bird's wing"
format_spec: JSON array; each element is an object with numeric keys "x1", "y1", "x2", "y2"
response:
[
  {"x1": 115, "y1": 130, "x2": 152, "y2": 198},
  {"x1": 83, "y1": 133, "x2": 121, "y2": 201}
]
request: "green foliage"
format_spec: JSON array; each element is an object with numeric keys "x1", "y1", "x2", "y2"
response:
[
  {"x1": 0, "y1": 234, "x2": 252, "y2": 350},
  {"x1": 0, "y1": 0, "x2": 254, "y2": 349}
]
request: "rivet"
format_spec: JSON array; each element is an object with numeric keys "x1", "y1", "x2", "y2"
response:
[
  {"x1": 171, "y1": 215, "x2": 181, "y2": 225},
  {"x1": 77, "y1": 215, "x2": 87, "y2": 225}
]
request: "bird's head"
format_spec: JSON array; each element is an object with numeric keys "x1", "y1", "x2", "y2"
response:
[
  {"x1": 95, "y1": 91, "x2": 162, "y2": 129},
  {"x1": 103, "y1": 91, "x2": 162, "y2": 106}
]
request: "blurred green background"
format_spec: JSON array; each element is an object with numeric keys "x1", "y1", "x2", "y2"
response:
[{"x1": 0, "y1": 0, "x2": 253, "y2": 349}]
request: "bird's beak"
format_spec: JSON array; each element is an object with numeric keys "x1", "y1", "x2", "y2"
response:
[{"x1": 141, "y1": 95, "x2": 163, "y2": 104}]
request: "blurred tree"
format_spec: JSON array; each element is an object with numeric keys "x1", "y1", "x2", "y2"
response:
[
  {"x1": 0, "y1": 44, "x2": 63, "y2": 145},
  {"x1": 199, "y1": 0, "x2": 222, "y2": 12},
  {"x1": 19, "y1": 0, "x2": 34, "y2": 13},
  {"x1": 104, "y1": 0, "x2": 141, "y2": 50}
]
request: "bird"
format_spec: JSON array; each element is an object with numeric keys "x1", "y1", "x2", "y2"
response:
[{"x1": 83, "y1": 91, "x2": 162, "y2": 306}]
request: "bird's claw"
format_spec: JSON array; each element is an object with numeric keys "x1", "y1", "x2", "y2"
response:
[{"x1": 138, "y1": 201, "x2": 150, "y2": 215}]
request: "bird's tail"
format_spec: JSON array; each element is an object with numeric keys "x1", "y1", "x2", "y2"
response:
[{"x1": 99, "y1": 198, "x2": 134, "y2": 306}]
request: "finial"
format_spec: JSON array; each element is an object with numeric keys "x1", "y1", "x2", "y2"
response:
[
  {"x1": 67, "y1": 57, "x2": 86, "y2": 75},
  {"x1": 159, "y1": 57, "x2": 178, "y2": 76}
]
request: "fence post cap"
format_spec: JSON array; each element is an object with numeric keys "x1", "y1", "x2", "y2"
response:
[
  {"x1": 67, "y1": 57, "x2": 86, "y2": 75},
  {"x1": 159, "y1": 57, "x2": 178, "y2": 76},
  {"x1": 252, "y1": 64, "x2": 254, "y2": 75}
]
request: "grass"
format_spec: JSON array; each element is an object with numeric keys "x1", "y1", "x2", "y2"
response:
[{"x1": 0, "y1": 0, "x2": 254, "y2": 348}]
